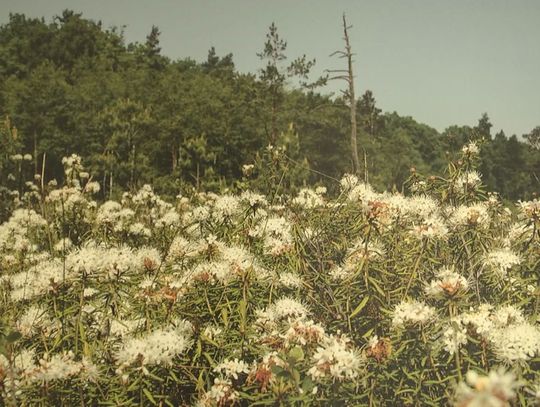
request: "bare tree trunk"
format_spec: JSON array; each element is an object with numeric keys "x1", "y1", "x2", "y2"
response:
[
  {"x1": 130, "y1": 142, "x2": 135, "y2": 188},
  {"x1": 342, "y1": 14, "x2": 360, "y2": 175},
  {"x1": 109, "y1": 171, "x2": 113, "y2": 200},
  {"x1": 171, "y1": 145, "x2": 177, "y2": 173},
  {"x1": 41, "y1": 152, "x2": 46, "y2": 192},
  {"x1": 271, "y1": 90, "x2": 278, "y2": 144},
  {"x1": 33, "y1": 130, "x2": 38, "y2": 175}
]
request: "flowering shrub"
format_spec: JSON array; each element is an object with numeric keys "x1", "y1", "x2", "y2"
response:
[{"x1": 1, "y1": 147, "x2": 540, "y2": 405}]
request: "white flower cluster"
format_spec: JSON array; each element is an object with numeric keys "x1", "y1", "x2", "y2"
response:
[
  {"x1": 240, "y1": 190, "x2": 268, "y2": 209},
  {"x1": 202, "y1": 325, "x2": 223, "y2": 341},
  {"x1": 442, "y1": 320, "x2": 468, "y2": 355},
  {"x1": 292, "y1": 188, "x2": 325, "y2": 209},
  {"x1": 95, "y1": 201, "x2": 136, "y2": 232},
  {"x1": 16, "y1": 305, "x2": 58, "y2": 337},
  {"x1": 483, "y1": 248, "x2": 521, "y2": 278},
  {"x1": 62, "y1": 154, "x2": 83, "y2": 182},
  {"x1": 0, "y1": 350, "x2": 99, "y2": 386},
  {"x1": 454, "y1": 368, "x2": 519, "y2": 407},
  {"x1": 391, "y1": 300, "x2": 436, "y2": 328},
  {"x1": 448, "y1": 203, "x2": 490, "y2": 229},
  {"x1": 66, "y1": 244, "x2": 151, "y2": 280},
  {"x1": 8, "y1": 259, "x2": 63, "y2": 302},
  {"x1": 454, "y1": 171, "x2": 482, "y2": 193},
  {"x1": 308, "y1": 335, "x2": 362, "y2": 382},
  {"x1": 389, "y1": 195, "x2": 439, "y2": 221},
  {"x1": 251, "y1": 216, "x2": 293, "y2": 256},
  {"x1": 212, "y1": 194, "x2": 241, "y2": 222},
  {"x1": 518, "y1": 199, "x2": 540, "y2": 220},
  {"x1": 167, "y1": 235, "x2": 194, "y2": 261},
  {"x1": 460, "y1": 304, "x2": 540, "y2": 362},
  {"x1": 32, "y1": 352, "x2": 98, "y2": 383},
  {"x1": 278, "y1": 271, "x2": 304, "y2": 288},
  {"x1": 115, "y1": 322, "x2": 193, "y2": 374},
  {"x1": 462, "y1": 141, "x2": 479, "y2": 155},
  {"x1": 0, "y1": 209, "x2": 47, "y2": 254},
  {"x1": 255, "y1": 297, "x2": 309, "y2": 332},
  {"x1": 196, "y1": 378, "x2": 239, "y2": 407},
  {"x1": 283, "y1": 319, "x2": 326, "y2": 347},
  {"x1": 183, "y1": 243, "x2": 269, "y2": 285},
  {"x1": 425, "y1": 267, "x2": 469, "y2": 297},
  {"x1": 411, "y1": 215, "x2": 449, "y2": 240},
  {"x1": 489, "y1": 323, "x2": 540, "y2": 362},
  {"x1": 213, "y1": 358, "x2": 250, "y2": 380}
]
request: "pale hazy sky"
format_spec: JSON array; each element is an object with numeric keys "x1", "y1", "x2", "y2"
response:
[{"x1": 2, "y1": 0, "x2": 539, "y2": 136}]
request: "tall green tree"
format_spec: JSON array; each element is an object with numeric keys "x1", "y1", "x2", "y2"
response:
[{"x1": 257, "y1": 22, "x2": 325, "y2": 144}]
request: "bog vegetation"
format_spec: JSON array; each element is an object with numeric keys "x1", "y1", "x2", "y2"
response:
[{"x1": 1, "y1": 142, "x2": 540, "y2": 406}]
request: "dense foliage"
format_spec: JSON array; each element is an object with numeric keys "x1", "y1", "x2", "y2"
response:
[
  {"x1": 0, "y1": 11, "x2": 539, "y2": 203},
  {"x1": 2, "y1": 141, "x2": 540, "y2": 405}
]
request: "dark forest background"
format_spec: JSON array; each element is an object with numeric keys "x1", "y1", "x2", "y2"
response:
[{"x1": 1, "y1": 11, "x2": 539, "y2": 199}]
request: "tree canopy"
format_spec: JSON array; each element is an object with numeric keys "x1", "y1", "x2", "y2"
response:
[{"x1": 0, "y1": 10, "x2": 538, "y2": 200}]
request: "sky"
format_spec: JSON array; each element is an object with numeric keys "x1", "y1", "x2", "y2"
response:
[{"x1": 1, "y1": 0, "x2": 539, "y2": 137}]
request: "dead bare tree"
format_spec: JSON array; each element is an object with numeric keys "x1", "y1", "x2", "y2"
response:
[{"x1": 327, "y1": 13, "x2": 360, "y2": 176}]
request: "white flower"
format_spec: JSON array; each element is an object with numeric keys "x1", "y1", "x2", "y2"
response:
[
  {"x1": 308, "y1": 335, "x2": 362, "y2": 382},
  {"x1": 425, "y1": 267, "x2": 469, "y2": 297},
  {"x1": 329, "y1": 265, "x2": 349, "y2": 281},
  {"x1": 54, "y1": 237, "x2": 73, "y2": 252},
  {"x1": 489, "y1": 323, "x2": 540, "y2": 362},
  {"x1": 202, "y1": 325, "x2": 223, "y2": 341},
  {"x1": 484, "y1": 248, "x2": 521, "y2": 278},
  {"x1": 455, "y1": 368, "x2": 519, "y2": 406},
  {"x1": 213, "y1": 358, "x2": 250, "y2": 380},
  {"x1": 31, "y1": 351, "x2": 82, "y2": 382},
  {"x1": 292, "y1": 188, "x2": 324, "y2": 208},
  {"x1": 461, "y1": 304, "x2": 495, "y2": 337},
  {"x1": 196, "y1": 378, "x2": 238, "y2": 407},
  {"x1": 391, "y1": 300, "x2": 436, "y2": 328},
  {"x1": 242, "y1": 164, "x2": 255, "y2": 176},
  {"x1": 255, "y1": 297, "x2": 309, "y2": 330},
  {"x1": 448, "y1": 204, "x2": 490, "y2": 228},
  {"x1": 85, "y1": 181, "x2": 100, "y2": 194},
  {"x1": 139, "y1": 276, "x2": 155, "y2": 290},
  {"x1": 115, "y1": 323, "x2": 192, "y2": 371},
  {"x1": 129, "y1": 222, "x2": 151, "y2": 237},
  {"x1": 272, "y1": 297, "x2": 309, "y2": 320},
  {"x1": 454, "y1": 171, "x2": 482, "y2": 193},
  {"x1": 283, "y1": 319, "x2": 326, "y2": 346},
  {"x1": 278, "y1": 272, "x2": 303, "y2": 288},
  {"x1": 519, "y1": 199, "x2": 540, "y2": 220},
  {"x1": 442, "y1": 319, "x2": 468, "y2": 355},
  {"x1": 462, "y1": 142, "x2": 479, "y2": 155},
  {"x1": 411, "y1": 216, "x2": 448, "y2": 240},
  {"x1": 240, "y1": 190, "x2": 267, "y2": 208},
  {"x1": 83, "y1": 287, "x2": 99, "y2": 298},
  {"x1": 155, "y1": 210, "x2": 180, "y2": 228},
  {"x1": 17, "y1": 305, "x2": 57, "y2": 337},
  {"x1": 340, "y1": 174, "x2": 360, "y2": 191},
  {"x1": 167, "y1": 236, "x2": 194, "y2": 260},
  {"x1": 212, "y1": 195, "x2": 241, "y2": 221},
  {"x1": 315, "y1": 186, "x2": 327, "y2": 195},
  {"x1": 491, "y1": 305, "x2": 525, "y2": 327}
]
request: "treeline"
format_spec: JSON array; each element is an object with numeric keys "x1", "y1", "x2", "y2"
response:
[{"x1": 0, "y1": 10, "x2": 539, "y2": 199}]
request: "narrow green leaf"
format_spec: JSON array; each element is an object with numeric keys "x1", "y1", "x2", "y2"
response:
[
  {"x1": 142, "y1": 388, "x2": 157, "y2": 405},
  {"x1": 350, "y1": 296, "x2": 369, "y2": 319}
]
